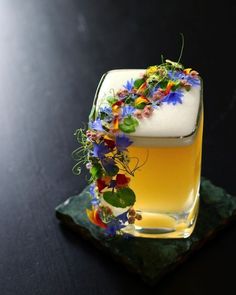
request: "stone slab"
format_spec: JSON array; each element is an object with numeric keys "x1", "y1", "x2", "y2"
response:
[{"x1": 55, "y1": 178, "x2": 236, "y2": 285}]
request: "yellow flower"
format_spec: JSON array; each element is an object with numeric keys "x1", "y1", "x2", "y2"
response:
[
  {"x1": 146, "y1": 65, "x2": 158, "y2": 76},
  {"x1": 183, "y1": 68, "x2": 192, "y2": 74},
  {"x1": 104, "y1": 134, "x2": 114, "y2": 141},
  {"x1": 167, "y1": 80, "x2": 175, "y2": 88},
  {"x1": 135, "y1": 96, "x2": 149, "y2": 106}
]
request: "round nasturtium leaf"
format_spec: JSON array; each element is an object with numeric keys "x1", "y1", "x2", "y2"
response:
[{"x1": 103, "y1": 188, "x2": 136, "y2": 208}]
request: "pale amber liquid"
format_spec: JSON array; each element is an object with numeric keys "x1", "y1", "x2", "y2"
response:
[{"x1": 128, "y1": 113, "x2": 203, "y2": 230}]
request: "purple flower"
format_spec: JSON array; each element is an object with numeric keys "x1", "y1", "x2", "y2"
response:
[
  {"x1": 161, "y1": 90, "x2": 184, "y2": 105},
  {"x1": 122, "y1": 105, "x2": 135, "y2": 117},
  {"x1": 115, "y1": 134, "x2": 133, "y2": 152},
  {"x1": 105, "y1": 219, "x2": 126, "y2": 237},
  {"x1": 93, "y1": 142, "x2": 110, "y2": 158},
  {"x1": 89, "y1": 119, "x2": 104, "y2": 132},
  {"x1": 123, "y1": 79, "x2": 134, "y2": 92},
  {"x1": 101, "y1": 157, "x2": 118, "y2": 175},
  {"x1": 108, "y1": 180, "x2": 116, "y2": 188}
]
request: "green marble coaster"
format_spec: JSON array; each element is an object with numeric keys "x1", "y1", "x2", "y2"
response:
[{"x1": 55, "y1": 178, "x2": 236, "y2": 285}]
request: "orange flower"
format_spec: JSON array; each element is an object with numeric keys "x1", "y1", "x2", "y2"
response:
[
  {"x1": 86, "y1": 208, "x2": 107, "y2": 229},
  {"x1": 183, "y1": 68, "x2": 192, "y2": 74},
  {"x1": 137, "y1": 82, "x2": 147, "y2": 94},
  {"x1": 164, "y1": 81, "x2": 175, "y2": 95},
  {"x1": 112, "y1": 104, "x2": 121, "y2": 116},
  {"x1": 112, "y1": 116, "x2": 119, "y2": 132}
]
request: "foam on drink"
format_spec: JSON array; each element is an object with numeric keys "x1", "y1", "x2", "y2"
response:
[{"x1": 95, "y1": 69, "x2": 201, "y2": 146}]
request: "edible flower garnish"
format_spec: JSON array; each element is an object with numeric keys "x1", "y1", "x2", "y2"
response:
[{"x1": 73, "y1": 58, "x2": 200, "y2": 236}]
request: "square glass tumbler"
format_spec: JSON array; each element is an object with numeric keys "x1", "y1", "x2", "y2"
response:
[{"x1": 94, "y1": 69, "x2": 203, "y2": 238}]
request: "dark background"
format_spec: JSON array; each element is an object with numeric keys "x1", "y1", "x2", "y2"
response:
[{"x1": 0, "y1": 0, "x2": 236, "y2": 294}]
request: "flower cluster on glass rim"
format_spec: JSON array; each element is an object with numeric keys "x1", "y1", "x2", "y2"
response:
[{"x1": 73, "y1": 59, "x2": 200, "y2": 237}]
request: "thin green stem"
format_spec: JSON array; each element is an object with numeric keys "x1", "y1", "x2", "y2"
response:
[{"x1": 177, "y1": 33, "x2": 184, "y2": 64}]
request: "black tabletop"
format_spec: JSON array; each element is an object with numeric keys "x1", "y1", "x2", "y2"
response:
[{"x1": 1, "y1": 1, "x2": 236, "y2": 294}]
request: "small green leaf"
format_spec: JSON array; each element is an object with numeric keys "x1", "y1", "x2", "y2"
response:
[
  {"x1": 124, "y1": 96, "x2": 134, "y2": 104},
  {"x1": 134, "y1": 78, "x2": 144, "y2": 89},
  {"x1": 135, "y1": 102, "x2": 147, "y2": 109},
  {"x1": 143, "y1": 88, "x2": 150, "y2": 96},
  {"x1": 103, "y1": 187, "x2": 136, "y2": 208},
  {"x1": 119, "y1": 123, "x2": 136, "y2": 133},
  {"x1": 90, "y1": 163, "x2": 103, "y2": 179},
  {"x1": 119, "y1": 116, "x2": 139, "y2": 133},
  {"x1": 123, "y1": 116, "x2": 139, "y2": 127},
  {"x1": 107, "y1": 96, "x2": 118, "y2": 105}
]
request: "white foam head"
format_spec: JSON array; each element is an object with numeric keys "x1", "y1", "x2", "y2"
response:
[{"x1": 95, "y1": 69, "x2": 202, "y2": 146}]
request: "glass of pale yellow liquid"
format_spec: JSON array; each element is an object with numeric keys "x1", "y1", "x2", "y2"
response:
[{"x1": 95, "y1": 69, "x2": 203, "y2": 238}]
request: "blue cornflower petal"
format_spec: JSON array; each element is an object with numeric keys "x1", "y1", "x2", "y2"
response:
[
  {"x1": 185, "y1": 75, "x2": 200, "y2": 86},
  {"x1": 91, "y1": 197, "x2": 100, "y2": 206},
  {"x1": 115, "y1": 134, "x2": 133, "y2": 152},
  {"x1": 168, "y1": 70, "x2": 200, "y2": 87},
  {"x1": 99, "y1": 106, "x2": 113, "y2": 117},
  {"x1": 123, "y1": 79, "x2": 134, "y2": 92},
  {"x1": 117, "y1": 211, "x2": 129, "y2": 223},
  {"x1": 89, "y1": 183, "x2": 96, "y2": 197},
  {"x1": 162, "y1": 90, "x2": 184, "y2": 105},
  {"x1": 168, "y1": 70, "x2": 184, "y2": 81},
  {"x1": 122, "y1": 105, "x2": 135, "y2": 117},
  {"x1": 89, "y1": 184, "x2": 100, "y2": 206},
  {"x1": 106, "y1": 219, "x2": 126, "y2": 236},
  {"x1": 105, "y1": 225, "x2": 117, "y2": 237},
  {"x1": 89, "y1": 118, "x2": 104, "y2": 131}
]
